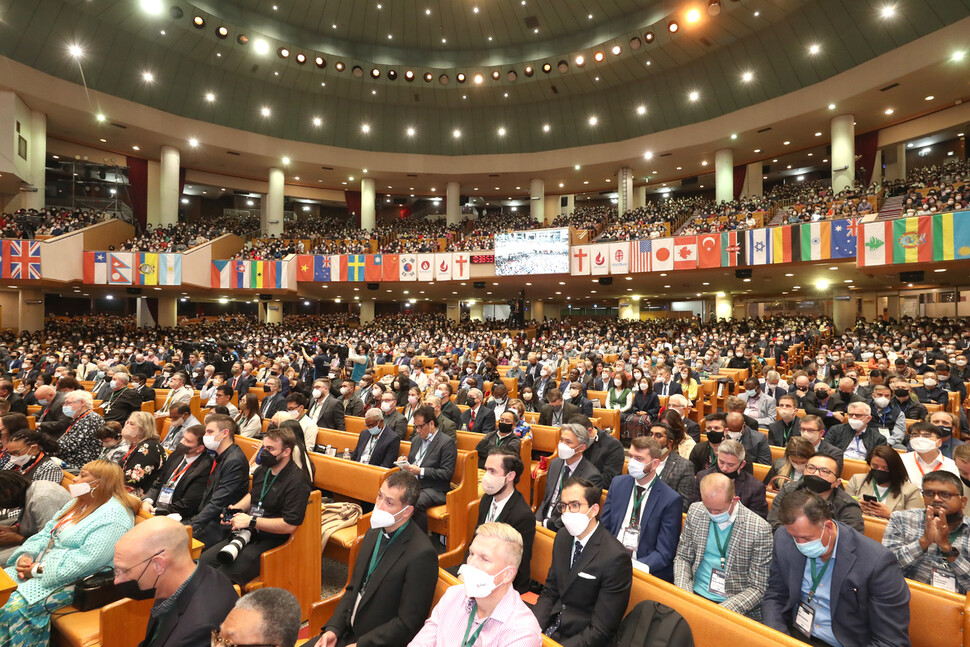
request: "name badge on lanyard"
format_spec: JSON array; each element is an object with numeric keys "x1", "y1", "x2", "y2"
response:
[
  {"x1": 933, "y1": 567, "x2": 958, "y2": 593},
  {"x1": 621, "y1": 526, "x2": 640, "y2": 555},
  {"x1": 157, "y1": 487, "x2": 175, "y2": 506},
  {"x1": 794, "y1": 602, "x2": 816, "y2": 637},
  {"x1": 709, "y1": 568, "x2": 727, "y2": 596}
]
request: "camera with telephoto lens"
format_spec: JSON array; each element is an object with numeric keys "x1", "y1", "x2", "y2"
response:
[{"x1": 218, "y1": 528, "x2": 253, "y2": 564}]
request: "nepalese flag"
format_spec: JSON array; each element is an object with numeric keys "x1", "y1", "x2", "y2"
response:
[
  {"x1": 470, "y1": 254, "x2": 494, "y2": 264},
  {"x1": 108, "y1": 252, "x2": 134, "y2": 284},
  {"x1": 3, "y1": 240, "x2": 41, "y2": 280},
  {"x1": 399, "y1": 254, "x2": 417, "y2": 281}
]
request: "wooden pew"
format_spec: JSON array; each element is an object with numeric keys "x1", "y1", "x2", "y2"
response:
[{"x1": 427, "y1": 449, "x2": 478, "y2": 558}]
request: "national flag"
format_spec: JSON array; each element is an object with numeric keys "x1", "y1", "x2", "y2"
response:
[
  {"x1": 933, "y1": 212, "x2": 970, "y2": 261},
  {"x1": 232, "y1": 260, "x2": 249, "y2": 288},
  {"x1": 83, "y1": 251, "x2": 108, "y2": 284},
  {"x1": 108, "y1": 252, "x2": 133, "y2": 285},
  {"x1": 631, "y1": 240, "x2": 652, "y2": 273},
  {"x1": 135, "y1": 253, "x2": 159, "y2": 286},
  {"x1": 399, "y1": 254, "x2": 417, "y2": 281},
  {"x1": 857, "y1": 221, "x2": 892, "y2": 267},
  {"x1": 590, "y1": 244, "x2": 610, "y2": 275},
  {"x1": 570, "y1": 246, "x2": 590, "y2": 275},
  {"x1": 470, "y1": 254, "x2": 494, "y2": 264},
  {"x1": 697, "y1": 234, "x2": 721, "y2": 269},
  {"x1": 249, "y1": 261, "x2": 276, "y2": 289},
  {"x1": 651, "y1": 238, "x2": 674, "y2": 272},
  {"x1": 343, "y1": 255, "x2": 366, "y2": 281},
  {"x1": 211, "y1": 260, "x2": 231, "y2": 288},
  {"x1": 453, "y1": 253, "x2": 471, "y2": 280},
  {"x1": 771, "y1": 225, "x2": 793, "y2": 264},
  {"x1": 156, "y1": 254, "x2": 181, "y2": 286},
  {"x1": 829, "y1": 219, "x2": 856, "y2": 259},
  {"x1": 297, "y1": 255, "x2": 315, "y2": 282},
  {"x1": 382, "y1": 254, "x2": 400, "y2": 281},
  {"x1": 673, "y1": 236, "x2": 697, "y2": 270},
  {"x1": 313, "y1": 256, "x2": 330, "y2": 281},
  {"x1": 417, "y1": 254, "x2": 434, "y2": 281},
  {"x1": 720, "y1": 231, "x2": 745, "y2": 267},
  {"x1": 892, "y1": 216, "x2": 932, "y2": 264},
  {"x1": 609, "y1": 242, "x2": 629, "y2": 274},
  {"x1": 435, "y1": 253, "x2": 452, "y2": 281},
  {"x1": 365, "y1": 254, "x2": 383, "y2": 282},
  {"x1": 745, "y1": 229, "x2": 771, "y2": 265},
  {"x1": 4, "y1": 241, "x2": 40, "y2": 280},
  {"x1": 326, "y1": 255, "x2": 344, "y2": 281},
  {"x1": 800, "y1": 221, "x2": 831, "y2": 261}
]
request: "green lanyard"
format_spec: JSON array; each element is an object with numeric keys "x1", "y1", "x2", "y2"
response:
[
  {"x1": 871, "y1": 480, "x2": 889, "y2": 502},
  {"x1": 362, "y1": 523, "x2": 405, "y2": 591},
  {"x1": 807, "y1": 558, "x2": 830, "y2": 604},
  {"x1": 630, "y1": 476, "x2": 655, "y2": 523},
  {"x1": 783, "y1": 421, "x2": 795, "y2": 444},
  {"x1": 710, "y1": 520, "x2": 734, "y2": 568},
  {"x1": 462, "y1": 601, "x2": 488, "y2": 647},
  {"x1": 258, "y1": 470, "x2": 280, "y2": 506}
]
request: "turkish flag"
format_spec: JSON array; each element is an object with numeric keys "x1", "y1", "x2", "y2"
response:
[{"x1": 697, "y1": 234, "x2": 721, "y2": 268}]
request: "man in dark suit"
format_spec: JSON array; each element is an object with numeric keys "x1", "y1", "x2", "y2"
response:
[
  {"x1": 601, "y1": 437, "x2": 683, "y2": 581},
  {"x1": 424, "y1": 396, "x2": 457, "y2": 440},
  {"x1": 130, "y1": 373, "x2": 156, "y2": 403},
  {"x1": 646, "y1": 421, "x2": 697, "y2": 511},
  {"x1": 403, "y1": 405, "x2": 457, "y2": 532},
  {"x1": 259, "y1": 377, "x2": 286, "y2": 420},
  {"x1": 32, "y1": 385, "x2": 71, "y2": 440},
  {"x1": 563, "y1": 381, "x2": 594, "y2": 417},
  {"x1": 114, "y1": 515, "x2": 238, "y2": 647},
  {"x1": 228, "y1": 363, "x2": 254, "y2": 398},
  {"x1": 535, "y1": 424, "x2": 603, "y2": 531},
  {"x1": 435, "y1": 383, "x2": 462, "y2": 429},
  {"x1": 308, "y1": 378, "x2": 346, "y2": 431},
  {"x1": 760, "y1": 372, "x2": 788, "y2": 405},
  {"x1": 351, "y1": 409, "x2": 401, "y2": 468},
  {"x1": 725, "y1": 412, "x2": 771, "y2": 472},
  {"x1": 692, "y1": 439, "x2": 769, "y2": 519},
  {"x1": 537, "y1": 388, "x2": 579, "y2": 428},
  {"x1": 100, "y1": 372, "x2": 144, "y2": 424},
  {"x1": 825, "y1": 404, "x2": 887, "y2": 462},
  {"x1": 339, "y1": 379, "x2": 365, "y2": 418},
  {"x1": 309, "y1": 471, "x2": 438, "y2": 647},
  {"x1": 143, "y1": 425, "x2": 214, "y2": 518},
  {"x1": 473, "y1": 416, "x2": 521, "y2": 470},
  {"x1": 653, "y1": 367, "x2": 683, "y2": 398},
  {"x1": 768, "y1": 395, "x2": 802, "y2": 447},
  {"x1": 379, "y1": 391, "x2": 408, "y2": 440},
  {"x1": 530, "y1": 368, "x2": 556, "y2": 403},
  {"x1": 0, "y1": 380, "x2": 27, "y2": 415},
  {"x1": 762, "y1": 489, "x2": 910, "y2": 646},
  {"x1": 795, "y1": 415, "x2": 846, "y2": 475},
  {"x1": 459, "y1": 388, "x2": 496, "y2": 434},
  {"x1": 533, "y1": 477, "x2": 632, "y2": 647},
  {"x1": 801, "y1": 381, "x2": 850, "y2": 430},
  {"x1": 471, "y1": 446, "x2": 535, "y2": 593},
  {"x1": 572, "y1": 414, "x2": 624, "y2": 486},
  {"x1": 189, "y1": 415, "x2": 250, "y2": 548}
]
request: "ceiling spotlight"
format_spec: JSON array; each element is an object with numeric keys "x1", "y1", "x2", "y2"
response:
[
  {"x1": 491, "y1": 70, "x2": 501, "y2": 80},
  {"x1": 361, "y1": 123, "x2": 370, "y2": 133},
  {"x1": 312, "y1": 117, "x2": 322, "y2": 127},
  {"x1": 387, "y1": 69, "x2": 397, "y2": 80},
  {"x1": 880, "y1": 5, "x2": 896, "y2": 18},
  {"x1": 423, "y1": 72, "x2": 433, "y2": 82},
  {"x1": 924, "y1": 95, "x2": 934, "y2": 101},
  {"x1": 456, "y1": 72, "x2": 466, "y2": 83},
  {"x1": 295, "y1": 53, "x2": 306, "y2": 64},
  {"x1": 708, "y1": 0, "x2": 721, "y2": 15},
  {"x1": 188, "y1": 137, "x2": 199, "y2": 147},
  {"x1": 237, "y1": 34, "x2": 249, "y2": 45},
  {"x1": 281, "y1": 156, "x2": 290, "y2": 165},
  {"x1": 404, "y1": 69, "x2": 415, "y2": 81},
  {"x1": 371, "y1": 67, "x2": 380, "y2": 78},
  {"x1": 588, "y1": 116, "x2": 598, "y2": 126},
  {"x1": 192, "y1": 16, "x2": 205, "y2": 28},
  {"x1": 216, "y1": 26, "x2": 229, "y2": 38},
  {"x1": 497, "y1": 127, "x2": 506, "y2": 136},
  {"x1": 741, "y1": 70, "x2": 753, "y2": 82},
  {"x1": 636, "y1": 105, "x2": 646, "y2": 115},
  {"x1": 142, "y1": 71, "x2": 154, "y2": 83},
  {"x1": 95, "y1": 113, "x2": 106, "y2": 123},
  {"x1": 260, "y1": 106, "x2": 271, "y2": 117},
  {"x1": 452, "y1": 129, "x2": 461, "y2": 138},
  {"x1": 611, "y1": 44, "x2": 622, "y2": 56},
  {"x1": 885, "y1": 107, "x2": 894, "y2": 114},
  {"x1": 953, "y1": 51, "x2": 966, "y2": 61},
  {"x1": 593, "y1": 51, "x2": 605, "y2": 62},
  {"x1": 542, "y1": 123, "x2": 550, "y2": 132},
  {"x1": 688, "y1": 90, "x2": 699, "y2": 101},
  {"x1": 335, "y1": 61, "x2": 345, "y2": 71},
  {"x1": 557, "y1": 60, "x2": 568, "y2": 73},
  {"x1": 140, "y1": 0, "x2": 164, "y2": 15},
  {"x1": 575, "y1": 55, "x2": 585, "y2": 67},
  {"x1": 439, "y1": 74, "x2": 449, "y2": 84},
  {"x1": 278, "y1": 47, "x2": 289, "y2": 58},
  {"x1": 315, "y1": 56, "x2": 326, "y2": 68},
  {"x1": 406, "y1": 127, "x2": 415, "y2": 137},
  {"x1": 667, "y1": 20, "x2": 679, "y2": 33},
  {"x1": 524, "y1": 65, "x2": 534, "y2": 77},
  {"x1": 644, "y1": 151, "x2": 654, "y2": 160},
  {"x1": 686, "y1": 8, "x2": 701, "y2": 22},
  {"x1": 541, "y1": 63, "x2": 552, "y2": 73},
  {"x1": 253, "y1": 39, "x2": 270, "y2": 55},
  {"x1": 808, "y1": 43, "x2": 821, "y2": 55},
  {"x1": 644, "y1": 31, "x2": 655, "y2": 43}
]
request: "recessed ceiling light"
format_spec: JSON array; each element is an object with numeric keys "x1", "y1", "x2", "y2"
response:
[
  {"x1": 312, "y1": 117, "x2": 322, "y2": 127},
  {"x1": 188, "y1": 137, "x2": 199, "y2": 147},
  {"x1": 688, "y1": 90, "x2": 699, "y2": 102},
  {"x1": 260, "y1": 106, "x2": 271, "y2": 117},
  {"x1": 140, "y1": 0, "x2": 163, "y2": 15},
  {"x1": 636, "y1": 105, "x2": 646, "y2": 115},
  {"x1": 730, "y1": 133, "x2": 737, "y2": 140},
  {"x1": 925, "y1": 95, "x2": 935, "y2": 101},
  {"x1": 588, "y1": 116, "x2": 598, "y2": 126},
  {"x1": 611, "y1": 44, "x2": 622, "y2": 56},
  {"x1": 880, "y1": 5, "x2": 896, "y2": 18},
  {"x1": 686, "y1": 8, "x2": 700, "y2": 22},
  {"x1": 281, "y1": 156, "x2": 290, "y2": 165},
  {"x1": 205, "y1": 92, "x2": 215, "y2": 102},
  {"x1": 99, "y1": 138, "x2": 107, "y2": 143},
  {"x1": 142, "y1": 71, "x2": 154, "y2": 83},
  {"x1": 953, "y1": 51, "x2": 965, "y2": 61},
  {"x1": 753, "y1": 148, "x2": 761, "y2": 153},
  {"x1": 131, "y1": 145, "x2": 140, "y2": 151},
  {"x1": 741, "y1": 71, "x2": 753, "y2": 83},
  {"x1": 253, "y1": 39, "x2": 270, "y2": 56},
  {"x1": 497, "y1": 127, "x2": 506, "y2": 136},
  {"x1": 542, "y1": 124, "x2": 550, "y2": 132},
  {"x1": 809, "y1": 44, "x2": 821, "y2": 55},
  {"x1": 95, "y1": 113, "x2": 106, "y2": 123},
  {"x1": 406, "y1": 127, "x2": 415, "y2": 137},
  {"x1": 453, "y1": 129, "x2": 461, "y2": 138},
  {"x1": 67, "y1": 43, "x2": 84, "y2": 59},
  {"x1": 814, "y1": 131, "x2": 822, "y2": 136},
  {"x1": 783, "y1": 140, "x2": 791, "y2": 145},
  {"x1": 885, "y1": 108, "x2": 894, "y2": 115},
  {"x1": 361, "y1": 124, "x2": 370, "y2": 133}
]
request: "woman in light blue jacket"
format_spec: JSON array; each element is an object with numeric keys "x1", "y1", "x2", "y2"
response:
[{"x1": 0, "y1": 460, "x2": 141, "y2": 646}]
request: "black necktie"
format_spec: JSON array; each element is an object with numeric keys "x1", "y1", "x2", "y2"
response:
[{"x1": 571, "y1": 540, "x2": 583, "y2": 568}]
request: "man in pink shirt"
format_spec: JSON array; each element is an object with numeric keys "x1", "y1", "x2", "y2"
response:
[{"x1": 408, "y1": 522, "x2": 541, "y2": 647}]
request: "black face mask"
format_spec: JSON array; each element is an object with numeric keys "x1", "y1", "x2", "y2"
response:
[
  {"x1": 263, "y1": 385, "x2": 271, "y2": 393},
  {"x1": 707, "y1": 431, "x2": 724, "y2": 444},
  {"x1": 719, "y1": 466, "x2": 740, "y2": 479},
  {"x1": 257, "y1": 450, "x2": 281, "y2": 468},
  {"x1": 803, "y1": 474, "x2": 833, "y2": 493},
  {"x1": 961, "y1": 476, "x2": 970, "y2": 490},
  {"x1": 894, "y1": 388, "x2": 909, "y2": 399},
  {"x1": 115, "y1": 559, "x2": 160, "y2": 601},
  {"x1": 869, "y1": 468, "x2": 891, "y2": 485},
  {"x1": 498, "y1": 422, "x2": 514, "y2": 434},
  {"x1": 816, "y1": 390, "x2": 829, "y2": 399}
]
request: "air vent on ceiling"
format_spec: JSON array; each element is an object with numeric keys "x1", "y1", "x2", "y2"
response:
[
  {"x1": 550, "y1": 85, "x2": 558, "y2": 94},
  {"x1": 320, "y1": 166, "x2": 333, "y2": 171},
  {"x1": 880, "y1": 82, "x2": 900, "y2": 92},
  {"x1": 659, "y1": 153, "x2": 673, "y2": 158},
  {"x1": 226, "y1": 151, "x2": 241, "y2": 156},
  {"x1": 524, "y1": 15, "x2": 540, "y2": 30},
  {"x1": 699, "y1": 37, "x2": 713, "y2": 47},
  {"x1": 757, "y1": 127, "x2": 772, "y2": 133},
  {"x1": 109, "y1": 122, "x2": 127, "y2": 129}
]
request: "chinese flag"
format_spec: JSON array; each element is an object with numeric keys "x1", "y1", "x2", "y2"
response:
[{"x1": 382, "y1": 254, "x2": 400, "y2": 281}]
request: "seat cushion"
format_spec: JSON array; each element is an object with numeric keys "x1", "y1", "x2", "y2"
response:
[
  {"x1": 329, "y1": 525, "x2": 357, "y2": 549},
  {"x1": 51, "y1": 607, "x2": 101, "y2": 647}
]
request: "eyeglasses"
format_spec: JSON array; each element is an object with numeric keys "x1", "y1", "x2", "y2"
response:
[
  {"x1": 804, "y1": 464, "x2": 836, "y2": 478},
  {"x1": 555, "y1": 501, "x2": 587, "y2": 514},
  {"x1": 210, "y1": 630, "x2": 277, "y2": 647},
  {"x1": 114, "y1": 550, "x2": 163, "y2": 578},
  {"x1": 921, "y1": 489, "x2": 960, "y2": 502}
]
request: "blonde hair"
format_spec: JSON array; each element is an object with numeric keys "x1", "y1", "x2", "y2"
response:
[
  {"x1": 127, "y1": 411, "x2": 160, "y2": 441},
  {"x1": 60, "y1": 460, "x2": 141, "y2": 523},
  {"x1": 473, "y1": 521, "x2": 524, "y2": 568}
]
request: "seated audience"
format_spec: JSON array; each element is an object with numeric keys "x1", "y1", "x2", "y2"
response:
[
  {"x1": 768, "y1": 452, "x2": 864, "y2": 533},
  {"x1": 763, "y1": 437, "x2": 814, "y2": 493},
  {"x1": 190, "y1": 415, "x2": 251, "y2": 548},
  {"x1": 845, "y1": 445, "x2": 924, "y2": 519},
  {"x1": 535, "y1": 424, "x2": 603, "y2": 531},
  {"x1": 213, "y1": 588, "x2": 302, "y2": 647},
  {"x1": 351, "y1": 408, "x2": 401, "y2": 468},
  {"x1": 401, "y1": 405, "x2": 457, "y2": 533},
  {"x1": 120, "y1": 411, "x2": 166, "y2": 497},
  {"x1": 142, "y1": 425, "x2": 214, "y2": 519},
  {"x1": 56, "y1": 390, "x2": 104, "y2": 469},
  {"x1": 0, "y1": 471, "x2": 70, "y2": 563}
]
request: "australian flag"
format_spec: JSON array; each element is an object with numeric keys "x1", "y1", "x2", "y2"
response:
[{"x1": 830, "y1": 219, "x2": 856, "y2": 259}]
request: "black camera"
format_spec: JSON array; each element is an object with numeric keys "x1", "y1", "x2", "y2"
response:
[{"x1": 221, "y1": 507, "x2": 241, "y2": 523}]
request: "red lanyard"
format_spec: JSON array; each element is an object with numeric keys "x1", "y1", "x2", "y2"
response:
[
  {"x1": 13, "y1": 452, "x2": 44, "y2": 474},
  {"x1": 122, "y1": 442, "x2": 139, "y2": 463},
  {"x1": 51, "y1": 512, "x2": 76, "y2": 538},
  {"x1": 916, "y1": 457, "x2": 943, "y2": 477},
  {"x1": 64, "y1": 411, "x2": 91, "y2": 435},
  {"x1": 167, "y1": 458, "x2": 193, "y2": 486}
]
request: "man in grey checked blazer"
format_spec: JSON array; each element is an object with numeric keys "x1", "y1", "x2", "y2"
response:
[{"x1": 673, "y1": 473, "x2": 772, "y2": 619}]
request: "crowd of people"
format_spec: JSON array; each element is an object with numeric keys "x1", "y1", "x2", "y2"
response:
[
  {"x1": 0, "y1": 207, "x2": 113, "y2": 239},
  {"x1": 886, "y1": 158, "x2": 970, "y2": 217},
  {"x1": 775, "y1": 179, "x2": 881, "y2": 225}
]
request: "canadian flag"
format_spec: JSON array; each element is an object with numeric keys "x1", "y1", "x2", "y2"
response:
[
  {"x1": 673, "y1": 236, "x2": 697, "y2": 270},
  {"x1": 590, "y1": 245, "x2": 610, "y2": 275}
]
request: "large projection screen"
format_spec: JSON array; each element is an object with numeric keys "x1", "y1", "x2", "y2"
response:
[{"x1": 494, "y1": 228, "x2": 570, "y2": 276}]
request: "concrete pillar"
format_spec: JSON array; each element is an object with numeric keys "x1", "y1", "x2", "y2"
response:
[
  {"x1": 469, "y1": 301, "x2": 484, "y2": 322},
  {"x1": 159, "y1": 146, "x2": 180, "y2": 227},
  {"x1": 832, "y1": 293, "x2": 855, "y2": 332},
  {"x1": 530, "y1": 300, "x2": 544, "y2": 322},
  {"x1": 715, "y1": 149, "x2": 734, "y2": 203},
  {"x1": 616, "y1": 167, "x2": 633, "y2": 215},
  {"x1": 745, "y1": 162, "x2": 763, "y2": 198},
  {"x1": 529, "y1": 178, "x2": 544, "y2": 224},
  {"x1": 831, "y1": 114, "x2": 855, "y2": 193},
  {"x1": 146, "y1": 161, "x2": 161, "y2": 227},
  {"x1": 561, "y1": 194, "x2": 575, "y2": 216},
  {"x1": 634, "y1": 186, "x2": 647, "y2": 209},
  {"x1": 359, "y1": 300, "x2": 375, "y2": 324},
  {"x1": 264, "y1": 167, "x2": 284, "y2": 237},
  {"x1": 447, "y1": 300, "x2": 461, "y2": 324},
  {"x1": 870, "y1": 149, "x2": 883, "y2": 186},
  {"x1": 360, "y1": 177, "x2": 376, "y2": 231},
  {"x1": 157, "y1": 296, "x2": 177, "y2": 328},
  {"x1": 619, "y1": 297, "x2": 640, "y2": 321},
  {"x1": 25, "y1": 111, "x2": 46, "y2": 211},
  {"x1": 446, "y1": 181, "x2": 461, "y2": 227},
  {"x1": 135, "y1": 298, "x2": 155, "y2": 328},
  {"x1": 18, "y1": 289, "x2": 44, "y2": 333},
  {"x1": 715, "y1": 292, "x2": 733, "y2": 321}
]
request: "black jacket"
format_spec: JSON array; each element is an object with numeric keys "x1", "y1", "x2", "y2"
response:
[
  {"x1": 190, "y1": 444, "x2": 250, "y2": 547},
  {"x1": 471, "y1": 490, "x2": 536, "y2": 593},
  {"x1": 312, "y1": 395, "x2": 346, "y2": 431},
  {"x1": 460, "y1": 404, "x2": 496, "y2": 434},
  {"x1": 407, "y1": 432, "x2": 457, "y2": 493},
  {"x1": 584, "y1": 432, "x2": 625, "y2": 486},
  {"x1": 144, "y1": 450, "x2": 215, "y2": 518},
  {"x1": 102, "y1": 387, "x2": 145, "y2": 424},
  {"x1": 140, "y1": 564, "x2": 238, "y2": 647},
  {"x1": 767, "y1": 417, "x2": 801, "y2": 447},
  {"x1": 535, "y1": 457, "x2": 603, "y2": 531},
  {"x1": 35, "y1": 391, "x2": 72, "y2": 439},
  {"x1": 350, "y1": 427, "x2": 401, "y2": 468}
]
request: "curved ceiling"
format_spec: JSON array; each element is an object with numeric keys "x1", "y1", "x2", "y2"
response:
[{"x1": 3, "y1": 0, "x2": 969, "y2": 157}]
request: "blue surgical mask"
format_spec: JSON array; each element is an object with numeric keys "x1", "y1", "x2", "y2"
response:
[
  {"x1": 368, "y1": 425, "x2": 382, "y2": 436},
  {"x1": 794, "y1": 529, "x2": 830, "y2": 559},
  {"x1": 708, "y1": 509, "x2": 731, "y2": 524},
  {"x1": 745, "y1": 389, "x2": 756, "y2": 398},
  {"x1": 62, "y1": 405, "x2": 75, "y2": 418}
]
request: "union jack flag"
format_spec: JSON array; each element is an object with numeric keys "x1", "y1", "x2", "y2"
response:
[{"x1": 5, "y1": 240, "x2": 41, "y2": 280}]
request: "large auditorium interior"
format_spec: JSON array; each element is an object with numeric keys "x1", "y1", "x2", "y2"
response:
[{"x1": 1, "y1": 0, "x2": 970, "y2": 645}]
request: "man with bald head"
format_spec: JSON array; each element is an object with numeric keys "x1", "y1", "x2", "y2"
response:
[
  {"x1": 33, "y1": 384, "x2": 71, "y2": 439},
  {"x1": 674, "y1": 473, "x2": 773, "y2": 619},
  {"x1": 114, "y1": 516, "x2": 238, "y2": 647}
]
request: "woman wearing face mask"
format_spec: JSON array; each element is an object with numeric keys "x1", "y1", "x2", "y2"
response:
[
  {"x1": 625, "y1": 379, "x2": 660, "y2": 442},
  {"x1": 402, "y1": 387, "x2": 423, "y2": 425},
  {"x1": 763, "y1": 437, "x2": 814, "y2": 493},
  {"x1": 233, "y1": 393, "x2": 263, "y2": 439},
  {"x1": 0, "y1": 460, "x2": 140, "y2": 644},
  {"x1": 119, "y1": 412, "x2": 165, "y2": 498},
  {"x1": 506, "y1": 400, "x2": 532, "y2": 440},
  {"x1": 607, "y1": 372, "x2": 634, "y2": 421},
  {"x1": 846, "y1": 445, "x2": 923, "y2": 519},
  {"x1": 1, "y1": 428, "x2": 63, "y2": 485},
  {"x1": 364, "y1": 382, "x2": 386, "y2": 411},
  {"x1": 677, "y1": 367, "x2": 699, "y2": 403},
  {"x1": 520, "y1": 387, "x2": 539, "y2": 413}
]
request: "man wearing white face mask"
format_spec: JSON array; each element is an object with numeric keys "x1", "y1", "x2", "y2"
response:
[
  {"x1": 674, "y1": 473, "x2": 772, "y2": 619},
  {"x1": 534, "y1": 424, "x2": 603, "y2": 531},
  {"x1": 308, "y1": 378, "x2": 345, "y2": 431},
  {"x1": 350, "y1": 409, "x2": 400, "y2": 469},
  {"x1": 410, "y1": 522, "x2": 540, "y2": 647},
  {"x1": 533, "y1": 478, "x2": 632, "y2": 647},
  {"x1": 762, "y1": 489, "x2": 910, "y2": 646},
  {"x1": 901, "y1": 421, "x2": 960, "y2": 486},
  {"x1": 312, "y1": 472, "x2": 437, "y2": 647}
]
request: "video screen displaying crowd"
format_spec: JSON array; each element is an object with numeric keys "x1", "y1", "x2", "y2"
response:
[{"x1": 0, "y1": 310, "x2": 969, "y2": 644}]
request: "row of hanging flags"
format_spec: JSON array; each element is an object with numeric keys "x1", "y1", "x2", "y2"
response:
[
  {"x1": 83, "y1": 251, "x2": 181, "y2": 285},
  {"x1": 293, "y1": 253, "x2": 484, "y2": 282}
]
